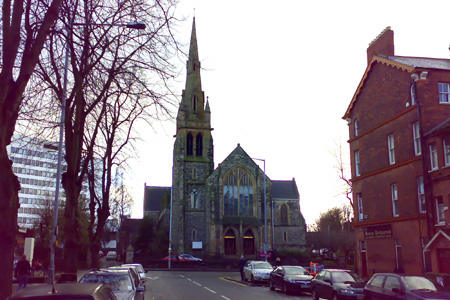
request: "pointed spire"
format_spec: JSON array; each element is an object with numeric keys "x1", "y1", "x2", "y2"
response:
[
  {"x1": 205, "y1": 96, "x2": 210, "y2": 112},
  {"x1": 188, "y1": 17, "x2": 199, "y2": 67}
]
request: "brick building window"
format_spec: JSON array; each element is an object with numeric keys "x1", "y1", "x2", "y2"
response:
[
  {"x1": 410, "y1": 84, "x2": 416, "y2": 105},
  {"x1": 429, "y1": 143, "x2": 438, "y2": 171},
  {"x1": 436, "y1": 196, "x2": 445, "y2": 224},
  {"x1": 395, "y1": 239, "x2": 403, "y2": 272},
  {"x1": 444, "y1": 138, "x2": 450, "y2": 166},
  {"x1": 391, "y1": 183, "x2": 399, "y2": 217},
  {"x1": 354, "y1": 119, "x2": 359, "y2": 136},
  {"x1": 438, "y1": 83, "x2": 450, "y2": 103},
  {"x1": 413, "y1": 122, "x2": 421, "y2": 156},
  {"x1": 354, "y1": 150, "x2": 360, "y2": 177},
  {"x1": 388, "y1": 134, "x2": 395, "y2": 165},
  {"x1": 417, "y1": 176, "x2": 426, "y2": 213},
  {"x1": 357, "y1": 193, "x2": 363, "y2": 221}
]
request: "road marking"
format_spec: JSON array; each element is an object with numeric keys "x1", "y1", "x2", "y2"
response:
[
  {"x1": 180, "y1": 275, "x2": 185, "y2": 278},
  {"x1": 145, "y1": 276, "x2": 160, "y2": 280},
  {"x1": 204, "y1": 287, "x2": 216, "y2": 294},
  {"x1": 193, "y1": 281, "x2": 201, "y2": 286},
  {"x1": 221, "y1": 296, "x2": 231, "y2": 300},
  {"x1": 187, "y1": 278, "x2": 192, "y2": 282},
  {"x1": 220, "y1": 277, "x2": 247, "y2": 286}
]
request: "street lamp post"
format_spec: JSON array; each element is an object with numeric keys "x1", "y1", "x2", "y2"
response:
[
  {"x1": 50, "y1": 21, "x2": 146, "y2": 286},
  {"x1": 252, "y1": 158, "x2": 267, "y2": 261}
]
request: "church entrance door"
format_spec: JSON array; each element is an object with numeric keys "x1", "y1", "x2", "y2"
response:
[
  {"x1": 224, "y1": 230, "x2": 236, "y2": 255},
  {"x1": 243, "y1": 230, "x2": 254, "y2": 255}
]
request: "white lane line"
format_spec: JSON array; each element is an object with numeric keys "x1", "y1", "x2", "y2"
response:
[
  {"x1": 204, "y1": 287, "x2": 216, "y2": 294},
  {"x1": 180, "y1": 275, "x2": 185, "y2": 278},
  {"x1": 221, "y1": 295, "x2": 231, "y2": 300},
  {"x1": 187, "y1": 278, "x2": 192, "y2": 282},
  {"x1": 193, "y1": 281, "x2": 202, "y2": 286},
  {"x1": 145, "y1": 276, "x2": 159, "y2": 280}
]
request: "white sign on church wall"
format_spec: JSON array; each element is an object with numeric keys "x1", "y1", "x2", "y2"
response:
[{"x1": 192, "y1": 241, "x2": 202, "y2": 249}]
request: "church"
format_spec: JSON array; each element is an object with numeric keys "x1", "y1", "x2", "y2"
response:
[{"x1": 144, "y1": 19, "x2": 306, "y2": 259}]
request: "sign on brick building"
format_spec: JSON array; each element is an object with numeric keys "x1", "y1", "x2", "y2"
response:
[{"x1": 364, "y1": 224, "x2": 392, "y2": 239}]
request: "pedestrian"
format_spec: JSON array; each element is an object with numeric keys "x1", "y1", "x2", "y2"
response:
[
  {"x1": 15, "y1": 254, "x2": 31, "y2": 291},
  {"x1": 275, "y1": 257, "x2": 281, "y2": 267},
  {"x1": 238, "y1": 255, "x2": 246, "y2": 281}
]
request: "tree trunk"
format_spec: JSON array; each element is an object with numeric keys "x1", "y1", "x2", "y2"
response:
[
  {"x1": 0, "y1": 143, "x2": 20, "y2": 299},
  {"x1": 62, "y1": 172, "x2": 81, "y2": 273},
  {"x1": 90, "y1": 243, "x2": 101, "y2": 269}
]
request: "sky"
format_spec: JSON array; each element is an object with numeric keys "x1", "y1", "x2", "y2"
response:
[{"x1": 127, "y1": 0, "x2": 450, "y2": 225}]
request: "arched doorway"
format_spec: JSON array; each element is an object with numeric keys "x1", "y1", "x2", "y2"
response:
[
  {"x1": 243, "y1": 230, "x2": 255, "y2": 256},
  {"x1": 224, "y1": 230, "x2": 236, "y2": 255}
]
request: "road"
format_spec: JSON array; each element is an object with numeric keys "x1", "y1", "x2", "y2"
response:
[{"x1": 143, "y1": 271, "x2": 313, "y2": 300}]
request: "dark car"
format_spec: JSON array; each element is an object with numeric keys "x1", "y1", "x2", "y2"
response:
[
  {"x1": 79, "y1": 269, "x2": 138, "y2": 300},
  {"x1": 364, "y1": 273, "x2": 450, "y2": 300},
  {"x1": 8, "y1": 283, "x2": 117, "y2": 299},
  {"x1": 311, "y1": 269, "x2": 366, "y2": 300},
  {"x1": 269, "y1": 265, "x2": 313, "y2": 294}
]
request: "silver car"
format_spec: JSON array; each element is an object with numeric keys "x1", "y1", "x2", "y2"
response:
[{"x1": 243, "y1": 260, "x2": 273, "y2": 283}]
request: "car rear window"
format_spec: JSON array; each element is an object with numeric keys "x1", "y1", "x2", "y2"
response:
[
  {"x1": 254, "y1": 262, "x2": 272, "y2": 269},
  {"x1": 80, "y1": 274, "x2": 132, "y2": 292}
]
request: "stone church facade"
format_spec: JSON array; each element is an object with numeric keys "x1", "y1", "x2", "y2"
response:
[{"x1": 146, "y1": 18, "x2": 306, "y2": 259}]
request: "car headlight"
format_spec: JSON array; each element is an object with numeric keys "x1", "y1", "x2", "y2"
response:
[{"x1": 340, "y1": 289, "x2": 355, "y2": 294}]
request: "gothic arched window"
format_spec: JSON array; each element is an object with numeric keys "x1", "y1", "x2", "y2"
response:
[
  {"x1": 196, "y1": 134, "x2": 203, "y2": 157},
  {"x1": 223, "y1": 167, "x2": 256, "y2": 216},
  {"x1": 191, "y1": 190, "x2": 199, "y2": 209},
  {"x1": 187, "y1": 133, "x2": 193, "y2": 156},
  {"x1": 280, "y1": 203, "x2": 289, "y2": 225}
]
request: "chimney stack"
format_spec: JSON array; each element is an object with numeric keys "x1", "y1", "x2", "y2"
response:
[{"x1": 367, "y1": 27, "x2": 394, "y2": 65}]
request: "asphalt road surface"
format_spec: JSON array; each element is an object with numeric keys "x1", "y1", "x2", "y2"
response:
[{"x1": 143, "y1": 271, "x2": 313, "y2": 300}]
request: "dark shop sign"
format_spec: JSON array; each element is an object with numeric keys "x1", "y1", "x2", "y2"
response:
[{"x1": 364, "y1": 224, "x2": 392, "y2": 239}]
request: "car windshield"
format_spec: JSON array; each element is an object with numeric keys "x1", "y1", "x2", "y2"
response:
[
  {"x1": 402, "y1": 276, "x2": 441, "y2": 291},
  {"x1": 332, "y1": 271, "x2": 362, "y2": 283},
  {"x1": 284, "y1": 267, "x2": 309, "y2": 275},
  {"x1": 254, "y1": 262, "x2": 272, "y2": 269},
  {"x1": 80, "y1": 273, "x2": 132, "y2": 292}
]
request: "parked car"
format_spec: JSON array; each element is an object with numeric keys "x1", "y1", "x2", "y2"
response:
[
  {"x1": 311, "y1": 269, "x2": 366, "y2": 300},
  {"x1": 8, "y1": 283, "x2": 117, "y2": 299},
  {"x1": 122, "y1": 263, "x2": 146, "y2": 281},
  {"x1": 99, "y1": 250, "x2": 104, "y2": 258},
  {"x1": 364, "y1": 273, "x2": 450, "y2": 300},
  {"x1": 243, "y1": 260, "x2": 273, "y2": 283},
  {"x1": 106, "y1": 251, "x2": 118, "y2": 261},
  {"x1": 269, "y1": 265, "x2": 313, "y2": 294},
  {"x1": 79, "y1": 269, "x2": 139, "y2": 300},
  {"x1": 180, "y1": 254, "x2": 202, "y2": 261},
  {"x1": 109, "y1": 265, "x2": 145, "y2": 291},
  {"x1": 162, "y1": 255, "x2": 186, "y2": 261}
]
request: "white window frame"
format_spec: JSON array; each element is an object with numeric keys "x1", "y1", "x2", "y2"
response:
[
  {"x1": 391, "y1": 183, "x2": 399, "y2": 217},
  {"x1": 438, "y1": 82, "x2": 450, "y2": 103},
  {"x1": 410, "y1": 84, "x2": 416, "y2": 105},
  {"x1": 354, "y1": 119, "x2": 359, "y2": 136},
  {"x1": 395, "y1": 239, "x2": 402, "y2": 270},
  {"x1": 444, "y1": 139, "x2": 450, "y2": 166},
  {"x1": 413, "y1": 122, "x2": 421, "y2": 156},
  {"x1": 388, "y1": 134, "x2": 395, "y2": 165},
  {"x1": 417, "y1": 176, "x2": 426, "y2": 213},
  {"x1": 429, "y1": 143, "x2": 438, "y2": 171},
  {"x1": 357, "y1": 193, "x2": 363, "y2": 221},
  {"x1": 354, "y1": 150, "x2": 360, "y2": 177},
  {"x1": 436, "y1": 197, "x2": 445, "y2": 225}
]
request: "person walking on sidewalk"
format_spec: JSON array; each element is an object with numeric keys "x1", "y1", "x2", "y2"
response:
[
  {"x1": 15, "y1": 254, "x2": 31, "y2": 291},
  {"x1": 238, "y1": 255, "x2": 246, "y2": 281}
]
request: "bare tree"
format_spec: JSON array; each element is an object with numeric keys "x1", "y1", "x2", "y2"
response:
[
  {"x1": 26, "y1": 0, "x2": 180, "y2": 272},
  {"x1": 332, "y1": 140, "x2": 353, "y2": 207},
  {"x1": 0, "y1": 0, "x2": 64, "y2": 295}
]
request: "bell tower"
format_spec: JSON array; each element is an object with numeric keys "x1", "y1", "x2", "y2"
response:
[{"x1": 172, "y1": 18, "x2": 214, "y2": 254}]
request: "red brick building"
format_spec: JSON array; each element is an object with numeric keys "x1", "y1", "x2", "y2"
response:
[{"x1": 343, "y1": 27, "x2": 450, "y2": 278}]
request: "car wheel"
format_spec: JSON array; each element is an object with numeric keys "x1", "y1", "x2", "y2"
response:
[
  {"x1": 269, "y1": 279, "x2": 275, "y2": 291},
  {"x1": 312, "y1": 289, "x2": 319, "y2": 300},
  {"x1": 251, "y1": 275, "x2": 255, "y2": 284}
]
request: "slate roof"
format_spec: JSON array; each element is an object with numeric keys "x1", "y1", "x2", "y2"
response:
[
  {"x1": 144, "y1": 186, "x2": 171, "y2": 212},
  {"x1": 385, "y1": 56, "x2": 450, "y2": 70},
  {"x1": 271, "y1": 179, "x2": 299, "y2": 199}
]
